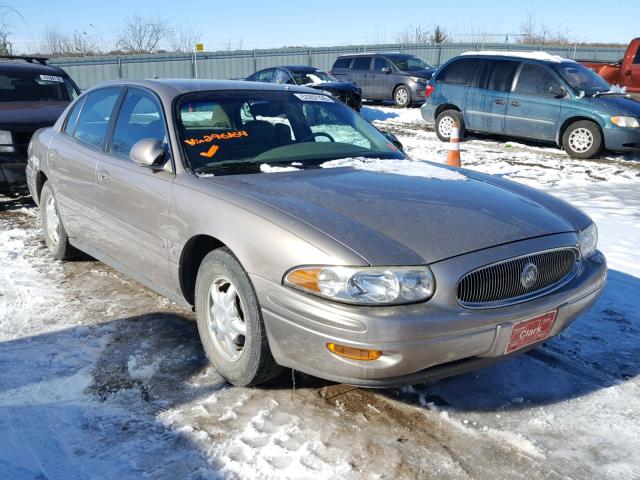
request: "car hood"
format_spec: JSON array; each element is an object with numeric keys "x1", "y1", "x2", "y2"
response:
[
  {"x1": 403, "y1": 68, "x2": 437, "y2": 79},
  {"x1": 0, "y1": 101, "x2": 69, "y2": 129},
  {"x1": 205, "y1": 164, "x2": 581, "y2": 265},
  {"x1": 581, "y1": 95, "x2": 640, "y2": 115},
  {"x1": 308, "y1": 82, "x2": 360, "y2": 93}
]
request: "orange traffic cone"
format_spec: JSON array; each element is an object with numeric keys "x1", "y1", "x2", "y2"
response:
[{"x1": 446, "y1": 121, "x2": 461, "y2": 167}]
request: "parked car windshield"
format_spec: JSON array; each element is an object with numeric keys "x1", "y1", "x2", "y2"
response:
[
  {"x1": 0, "y1": 72, "x2": 78, "y2": 102},
  {"x1": 289, "y1": 70, "x2": 337, "y2": 85},
  {"x1": 551, "y1": 62, "x2": 610, "y2": 95},
  {"x1": 387, "y1": 55, "x2": 433, "y2": 72},
  {"x1": 177, "y1": 90, "x2": 403, "y2": 174}
]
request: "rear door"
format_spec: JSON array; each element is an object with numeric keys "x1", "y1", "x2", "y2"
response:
[
  {"x1": 466, "y1": 59, "x2": 519, "y2": 134},
  {"x1": 94, "y1": 87, "x2": 174, "y2": 289},
  {"x1": 506, "y1": 63, "x2": 563, "y2": 141},
  {"x1": 349, "y1": 56, "x2": 373, "y2": 98},
  {"x1": 48, "y1": 87, "x2": 121, "y2": 241}
]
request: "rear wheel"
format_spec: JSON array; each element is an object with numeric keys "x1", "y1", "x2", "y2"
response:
[
  {"x1": 393, "y1": 85, "x2": 411, "y2": 108},
  {"x1": 40, "y1": 181, "x2": 78, "y2": 260},
  {"x1": 195, "y1": 248, "x2": 282, "y2": 386},
  {"x1": 435, "y1": 109, "x2": 465, "y2": 142},
  {"x1": 562, "y1": 120, "x2": 603, "y2": 159}
]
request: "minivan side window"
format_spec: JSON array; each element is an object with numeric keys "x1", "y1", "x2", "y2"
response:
[
  {"x1": 373, "y1": 57, "x2": 390, "y2": 72},
  {"x1": 483, "y1": 60, "x2": 519, "y2": 92},
  {"x1": 437, "y1": 58, "x2": 477, "y2": 85},
  {"x1": 352, "y1": 57, "x2": 372, "y2": 71},
  {"x1": 332, "y1": 57, "x2": 352, "y2": 69},
  {"x1": 110, "y1": 89, "x2": 167, "y2": 161},
  {"x1": 63, "y1": 97, "x2": 85, "y2": 136},
  {"x1": 73, "y1": 88, "x2": 120, "y2": 149},
  {"x1": 515, "y1": 64, "x2": 561, "y2": 96}
]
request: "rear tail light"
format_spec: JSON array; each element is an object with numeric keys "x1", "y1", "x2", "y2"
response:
[{"x1": 425, "y1": 84, "x2": 435, "y2": 98}]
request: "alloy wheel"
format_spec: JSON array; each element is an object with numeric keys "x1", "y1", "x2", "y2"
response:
[
  {"x1": 568, "y1": 127, "x2": 594, "y2": 153},
  {"x1": 45, "y1": 194, "x2": 61, "y2": 246}
]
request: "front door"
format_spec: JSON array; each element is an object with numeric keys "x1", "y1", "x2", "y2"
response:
[
  {"x1": 94, "y1": 87, "x2": 174, "y2": 289},
  {"x1": 506, "y1": 63, "x2": 563, "y2": 141}
]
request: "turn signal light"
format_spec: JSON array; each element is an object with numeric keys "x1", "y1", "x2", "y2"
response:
[
  {"x1": 327, "y1": 343, "x2": 382, "y2": 361},
  {"x1": 285, "y1": 267, "x2": 322, "y2": 292}
]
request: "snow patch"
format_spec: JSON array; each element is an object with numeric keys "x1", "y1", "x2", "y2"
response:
[
  {"x1": 127, "y1": 355, "x2": 161, "y2": 382},
  {"x1": 260, "y1": 163, "x2": 300, "y2": 173},
  {"x1": 321, "y1": 157, "x2": 468, "y2": 181}
]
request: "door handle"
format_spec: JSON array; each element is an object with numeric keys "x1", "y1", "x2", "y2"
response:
[
  {"x1": 98, "y1": 169, "x2": 110, "y2": 183},
  {"x1": 511, "y1": 101, "x2": 521, "y2": 107},
  {"x1": 371, "y1": 74, "x2": 376, "y2": 78},
  {"x1": 625, "y1": 69, "x2": 632, "y2": 76},
  {"x1": 495, "y1": 99, "x2": 506, "y2": 105}
]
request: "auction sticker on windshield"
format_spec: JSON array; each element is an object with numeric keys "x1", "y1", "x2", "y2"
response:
[
  {"x1": 505, "y1": 311, "x2": 556, "y2": 354},
  {"x1": 294, "y1": 93, "x2": 334, "y2": 102},
  {"x1": 39, "y1": 75, "x2": 64, "y2": 83}
]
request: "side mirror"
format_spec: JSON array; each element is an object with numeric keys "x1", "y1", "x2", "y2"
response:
[
  {"x1": 130, "y1": 138, "x2": 166, "y2": 167},
  {"x1": 379, "y1": 130, "x2": 404, "y2": 152},
  {"x1": 549, "y1": 85, "x2": 567, "y2": 98},
  {"x1": 381, "y1": 67, "x2": 391, "y2": 74}
]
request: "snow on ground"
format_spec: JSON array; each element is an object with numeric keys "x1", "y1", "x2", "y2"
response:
[{"x1": 1, "y1": 105, "x2": 639, "y2": 479}]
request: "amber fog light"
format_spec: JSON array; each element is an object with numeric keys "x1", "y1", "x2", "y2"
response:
[{"x1": 327, "y1": 343, "x2": 382, "y2": 361}]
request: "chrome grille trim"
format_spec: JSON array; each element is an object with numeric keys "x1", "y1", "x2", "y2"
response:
[{"x1": 456, "y1": 247, "x2": 580, "y2": 309}]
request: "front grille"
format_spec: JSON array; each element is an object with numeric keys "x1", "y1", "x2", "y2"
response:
[
  {"x1": 14, "y1": 131, "x2": 36, "y2": 158},
  {"x1": 456, "y1": 247, "x2": 579, "y2": 308}
]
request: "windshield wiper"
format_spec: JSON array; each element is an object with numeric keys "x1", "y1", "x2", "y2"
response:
[{"x1": 592, "y1": 91, "x2": 627, "y2": 97}]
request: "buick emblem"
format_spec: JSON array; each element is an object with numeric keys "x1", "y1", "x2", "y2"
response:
[{"x1": 520, "y1": 263, "x2": 538, "y2": 288}]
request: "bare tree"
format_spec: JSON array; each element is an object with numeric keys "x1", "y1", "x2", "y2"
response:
[
  {"x1": 39, "y1": 26, "x2": 102, "y2": 57},
  {"x1": 116, "y1": 15, "x2": 170, "y2": 54},
  {"x1": 168, "y1": 26, "x2": 200, "y2": 53},
  {"x1": 517, "y1": 14, "x2": 571, "y2": 45},
  {"x1": 0, "y1": 5, "x2": 22, "y2": 55},
  {"x1": 395, "y1": 25, "x2": 431, "y2": 44}
]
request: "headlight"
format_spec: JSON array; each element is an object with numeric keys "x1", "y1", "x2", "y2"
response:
[
  {"x1": 0, "y1": 130, "x2": 14, "y2": 153},
  {"x1": 611, "y1": 116, "x2": 640, "y2": 128},
  {"x1": 284, "y1": 265, "x2": 435, "y2": 305},
  {"x1": 410, "y1": 76, "x2": 427, "y2": 84},
  {"x1": 577, "y1": 223, "x2": 598, "y2": 258}
]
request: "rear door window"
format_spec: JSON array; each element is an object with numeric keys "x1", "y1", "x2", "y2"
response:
[
  {"x1": 63, "y1": 97, "x2": 85, "y2": 136},
  {"x1": 352, "y1": 57, "x2": 372, "y2": 71},
  {"x1": 254, "y1": 69, "x2": 274, "y2": 82},
  {"x1": 332, "y1": 57, "x2": 352, "y2": 69},
  {"x1": 437, "y1": 58, "x2": 477, "y2": 85},
  {"x1": 514, "y1": 64, "x2": 561, "y2": 96},
  {"x1": 373, "y1": 57, "x2": 390, "y2": 72},
  {"x1": 73, "y1": 88, "x2": 121, "y2": 149},
  {"x1": 483, "y1": 60, "x2": 520, "y2": 91}
]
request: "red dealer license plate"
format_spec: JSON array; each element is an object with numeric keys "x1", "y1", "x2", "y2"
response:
[{"x1": 505, "y1": 311, "x2": 557, "y2": 354}]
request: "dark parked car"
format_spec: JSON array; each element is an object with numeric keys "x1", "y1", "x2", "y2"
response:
[
  {"x1": 246, "y1": 66, "x2": 362, "y2": 111},
  {"x1": 330, "y1": 53, "x2": 437, "y2": 107},
  {"x1": 28, "y1": 79, "x2": 605, "y2": 387},
  {"x1": 421, "y1": 51, "x2": 640, "y2": 159},
  {"x1": 0, "y1": 56, "x2": 79, "y2": 194}
]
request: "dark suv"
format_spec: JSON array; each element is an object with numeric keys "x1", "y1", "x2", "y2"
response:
[
  {"x1": 0, "y1": 56, "x2": 79, "y2": 194},
  {"x1": 330, "y1": 53, "x2": 436, "y2": 107}
]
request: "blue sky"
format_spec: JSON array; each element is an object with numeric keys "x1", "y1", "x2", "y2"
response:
[{"x1": 7, "y1": 0, "x2": 639, "y2": 52}]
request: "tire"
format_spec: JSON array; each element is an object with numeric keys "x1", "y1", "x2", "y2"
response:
[
  {"x1": 393, "y1": 85, "x2": 411, "y2": 108},
  {"x1": 435, "y1": 109, "x2": 466, "y2": 142},
  {"x1": 195, "y1": 248, "x2": 282, "y2": 386},
  {"x1": 562, "y1": 120, "x2": 603, "y2": 159},
  {"x1": 40, "y1": 181, "x2": 78, "y2": 260}
]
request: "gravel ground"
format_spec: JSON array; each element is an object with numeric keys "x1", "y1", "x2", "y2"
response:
[{"x1": 1, "y1": 106, "x2": 639, "y2": 479}]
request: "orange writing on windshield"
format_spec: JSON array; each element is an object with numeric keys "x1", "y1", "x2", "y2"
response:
[
  {"x1": 184, "y1": 130, "x2": 248, "y2": 146},
  {"x1": 200, "y1": 145, "x2": 220, "y2": 158}
]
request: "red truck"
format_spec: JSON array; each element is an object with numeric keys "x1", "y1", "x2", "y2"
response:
[{"x1": 580, "y1": 38, "x2": 640, "y2": 95}]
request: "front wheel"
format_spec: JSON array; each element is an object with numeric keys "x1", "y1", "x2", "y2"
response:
[
  {"x1": 195, "y1": 248, "x2": 282, "y2": 386},
  {"x1": 562, "y1": 120, "x2": 603, "y2": 159},
  {"x1": 393, "y1": 85, "x2": 411, "y2": 108}
]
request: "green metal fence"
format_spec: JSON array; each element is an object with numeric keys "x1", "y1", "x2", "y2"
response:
[{"x1": 51, "y1": 42, "x2": 627, "y2": 90}]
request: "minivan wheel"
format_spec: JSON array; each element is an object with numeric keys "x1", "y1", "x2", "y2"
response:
[
  {"x1": 393, "y1": 85, "x2": 411, "y2": 108},
  {"x1": 435, "y1": 110, "x2": 465, "y2": 142},
  {"x1": 40, "y1": 181, "x2": 78, "y2": 260},
  {"x1": 562, "y1": 120, "x2": 603, "y2": 159},
  {"x1": 195, "y1": 248, "x2": 282, "y2": 386}
]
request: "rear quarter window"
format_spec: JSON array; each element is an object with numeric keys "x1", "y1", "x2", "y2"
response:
[
  {"x1": 332, "y1": 57, "x2": 352, "y2": 69},
  {"x1": 437, "y1": 58, "x2": 478, "y2": 85}
]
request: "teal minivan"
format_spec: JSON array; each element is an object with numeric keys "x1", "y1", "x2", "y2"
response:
[{"x1": 421, "y1": 52, "x2": 640, "y2": 159}]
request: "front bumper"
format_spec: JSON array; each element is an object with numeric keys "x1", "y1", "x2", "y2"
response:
[
  {"x1": 254, "y1": 234, "x2": 607, "y2": 387},
  {"x1": 603, "y1": 126, "x2": 640, "y2": 152},
  {"x1": 0, "y1": 155, "x2": 28, "y2": 193}
]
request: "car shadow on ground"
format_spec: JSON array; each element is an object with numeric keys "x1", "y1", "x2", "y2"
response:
[{"x1": 359, "y1": 106, "x2": 401, "y2": 122}]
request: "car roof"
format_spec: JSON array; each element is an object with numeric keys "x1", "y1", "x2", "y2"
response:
[
  {"x1": 89, "y1": 78, "x2": 325, "y2": 96},
  {"x1": 278, "y1": 65, "x2": 319, "y2": 73},
  {"x1": 336, "y1": 52, "x2": 407, "y2": 58},
  {"x1": 460, "y1": 51, "x2": 575, "y2": 64},
  {"x1": 0, "y1": 60, "x2": 67, "y2": 76}
]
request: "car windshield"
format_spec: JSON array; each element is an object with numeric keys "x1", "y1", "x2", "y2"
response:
[
  {"x1": 289, "y1": 70, "x2": 337, "y2": 85},
  {"x1": 177, "y1": 90, "x2": 403, "y2": 174},
  {"x1": 388, "y1": 55, "x2": 432, "y2": 72},
  {"x1": 552, "y1": 62, "x2": 611, "y2": 96},
  {"x1": 0, "y1": 72, "x2": 78, "y2": 102}
]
